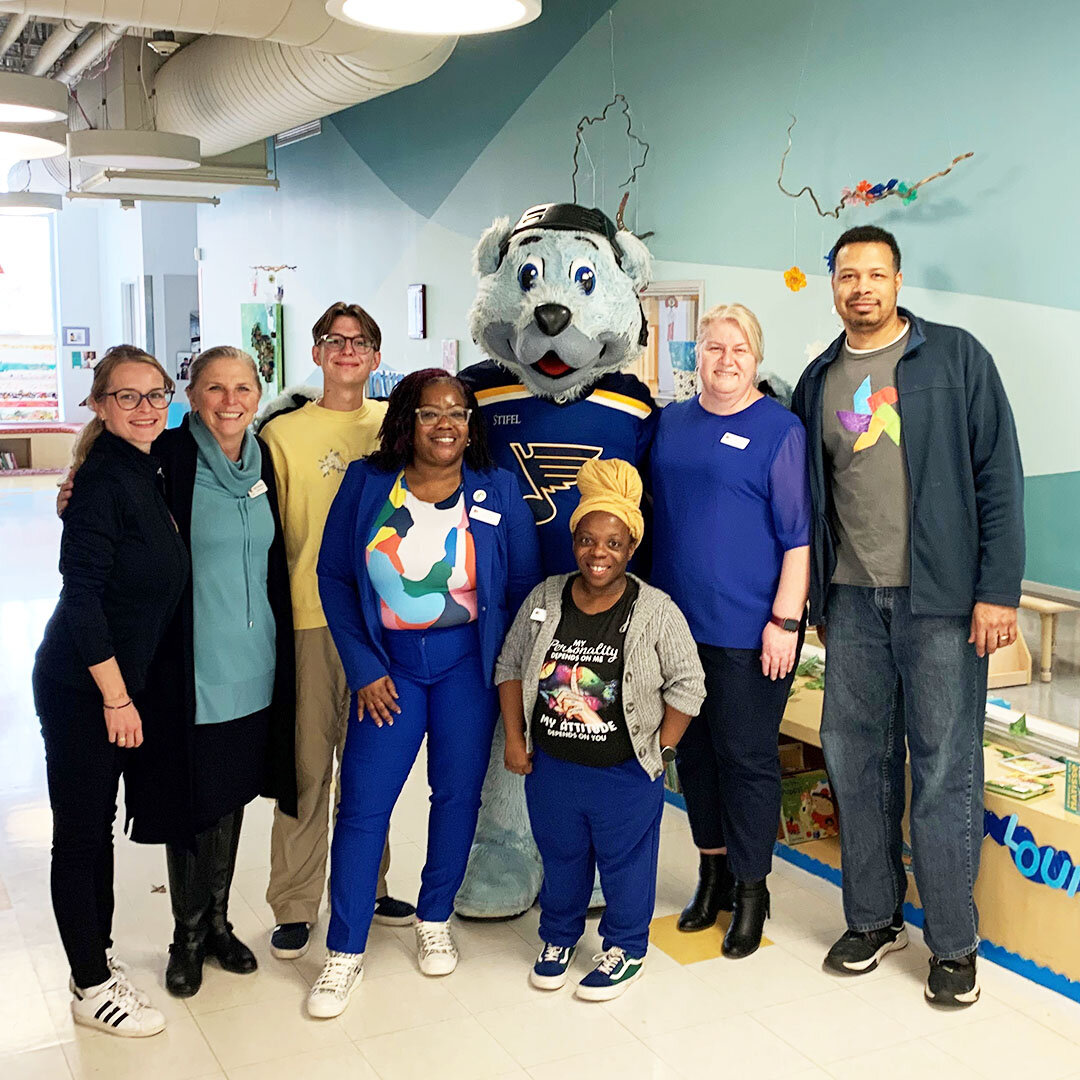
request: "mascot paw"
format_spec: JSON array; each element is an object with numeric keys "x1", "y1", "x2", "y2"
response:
[{"x1": 454, "y1": 836, "x2": 543, "y2": 919}]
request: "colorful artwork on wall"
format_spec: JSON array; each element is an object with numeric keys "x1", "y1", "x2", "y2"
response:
[
  {"x1": 0, "y1": 337, "x2": 59, "y2": 421},
  {"x1": 240, "y1": 303, "x2": 284, "y2": 395}
]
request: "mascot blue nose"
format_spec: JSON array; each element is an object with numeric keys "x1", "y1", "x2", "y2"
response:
[{"x1": 534, "y1": 303, "x2": 572, "y2": 337}]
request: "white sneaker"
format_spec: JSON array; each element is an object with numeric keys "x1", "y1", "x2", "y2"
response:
[
  {"x1": 307, "y1": 950, "x2": 364, "y2": 1018},
  {"x1": 69, "y1": 953, "x2": 150, "y2": 1005},
  {"x1": 71, "y1": 976, "x2": 166, "y2": 1038},
  {"x1": 415, "y1": 919, "x2": 458, "y2": 976}
]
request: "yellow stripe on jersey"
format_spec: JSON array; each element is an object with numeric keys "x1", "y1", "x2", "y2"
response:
[
  {"x1": 475, "y1": 384, "x2": 530, "y2": 405},
  {"x1": 588, "y1": 388, "x2": 653, "y2": 418}
]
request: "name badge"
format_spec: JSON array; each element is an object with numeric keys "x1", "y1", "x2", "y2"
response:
[
  {"x1": 530, "y1": 608, "x2": 547, "y2": 623},
  {"x1": 247, "y1": 479, "x2": 268, "y2": 498},
  {"x1": 720, "y1": 432, "x2": 750, "y2": 450},
  {"x1": 469, "y1": 505, "x2": 502, "y2": 526}
]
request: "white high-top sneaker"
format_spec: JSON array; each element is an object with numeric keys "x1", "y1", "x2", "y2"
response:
[
  {"x1": 307, "y1": 950, "x2": 364, "y2": 1018},
  {"x1": 415, "y1": 919, "x2": 458, "y2": 976},
  {"x1": 69, "y1": 953, "x2": 150, "y2": 1005},
  {"x1": 71, "y1": 976, "x2": 166, "y2": 1038}
]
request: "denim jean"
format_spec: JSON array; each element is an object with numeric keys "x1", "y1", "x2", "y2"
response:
[{"x1": 821, "y1": 585, "x2": 988, "y2": 960}]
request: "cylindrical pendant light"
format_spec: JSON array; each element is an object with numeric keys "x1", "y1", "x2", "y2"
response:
[
  {"x1": 0, "y1": 73, "x2": 69, "y2": 124},
  {"x1": 326, "y1": 0, "x2": 541, "y2": 35},
  {"x1": 0, "y1": 191, "x2": 63, "y2": 215},
  {"x1": 0, "y1": 122, "x2": 68, "y2": 160},
  {"x1": 67, "y1": 129, "x2": 202, "y2": 171}
]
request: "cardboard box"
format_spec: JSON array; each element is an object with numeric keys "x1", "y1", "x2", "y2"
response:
[
  {"x1": 778, "y1": 769, "x2": 838, "y2": 845},
  {"x1": 779, "y1": 742, "x2": 805, "y2": 775}
]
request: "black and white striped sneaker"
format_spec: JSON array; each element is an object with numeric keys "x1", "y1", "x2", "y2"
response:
[
  {"x1": 71, "y1": 976, "x2": 166, "y2": 1038},
  {"x1": 68, "y1": 953, "x2": 150, "y2": 1005}
]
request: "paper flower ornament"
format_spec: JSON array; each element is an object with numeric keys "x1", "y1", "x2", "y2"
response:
[{"x1": 784, "y1": 266, "x2": 808, "y2": 292}]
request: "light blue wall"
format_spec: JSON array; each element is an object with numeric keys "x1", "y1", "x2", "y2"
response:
[{"x1": 197, "y1": 0, "x2": 1080, "y2": 589}]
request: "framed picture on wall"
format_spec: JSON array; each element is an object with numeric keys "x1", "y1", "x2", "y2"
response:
[
  {"x1": 240, "y1": 302, "x2": 284, "y2": 395},
  {"x1": 176, "y1": 351, "x2": 193, "y2": 381}
]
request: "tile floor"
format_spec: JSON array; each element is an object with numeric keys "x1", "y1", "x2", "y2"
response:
[{"x1": 2, "y1": 473, "x2": 1080, "y2": 1079}]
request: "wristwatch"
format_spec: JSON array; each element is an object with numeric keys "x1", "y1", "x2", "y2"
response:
[
  {"x1": 661, "y1": 745, "x2": 677, "y2": 764},
  {"x1": 770, "y1": 614, "x2": 800, "y2": 633}
]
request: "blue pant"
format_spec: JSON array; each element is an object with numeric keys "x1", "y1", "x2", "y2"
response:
[
  {"x1": 676, "y1": 637, "x2": 802, "y2": 882},
  {"x1": 822, "y1": 585, "x2": 988, "y2": 960},
  {"x1": 327, "y1": 623, "x2": 497, "y2": 954},
  {"x1": 525, "y1": 748, "x2": 663, "y2": 957}
]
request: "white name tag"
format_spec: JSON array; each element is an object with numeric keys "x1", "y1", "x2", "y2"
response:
[
  {"x1": 720, "y1": 432, "x2": 750, "y2": 450},
  {"x1": 247, "y1": 479, "x2": 268, "y2": 498},
  {"x1": 469, "y1": 505, "x2": 502, "y2": 526},
  {"x1": 530, "y1": 607, "x2": 547, "y2": 623}
]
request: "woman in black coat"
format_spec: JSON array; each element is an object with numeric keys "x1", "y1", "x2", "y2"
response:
[
  {"x1": 120, "y1": 346, "x2": 298, "y2": 997},
  {"x1": 35, "y1": 346, "x2": 187, "y2": 1038}
]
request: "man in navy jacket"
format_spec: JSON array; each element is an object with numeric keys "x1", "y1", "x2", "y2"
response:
[{"x1": 791, "y1": 225, "x2": 1024, "y2": 1009}]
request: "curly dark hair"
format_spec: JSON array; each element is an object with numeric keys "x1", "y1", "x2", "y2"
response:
[{"x1": 367, "y1": 368, "x2": 494, "y2": 472}]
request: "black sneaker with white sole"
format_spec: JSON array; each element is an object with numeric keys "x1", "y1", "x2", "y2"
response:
[
  {"x1": 824, "y1": 911, "x2": 907, "y2": 975},
  {"x1": 925, "y1": 951, "x2": 980, "y2": 1007},
  {"x1": 373, "y1": 895, "x2": 417, "y2": 926},
  {"x1": 270, "y1": 921, "x2": 310, "y2": 959}
]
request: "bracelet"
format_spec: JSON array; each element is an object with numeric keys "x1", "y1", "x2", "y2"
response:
[{"x1": 103, "y1": 700, "x2": 132, "y2": 710}]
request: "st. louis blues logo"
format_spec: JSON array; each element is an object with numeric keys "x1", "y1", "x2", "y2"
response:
[{"x1": 509, "y1": 442, "x2": 604, "y2": 525}]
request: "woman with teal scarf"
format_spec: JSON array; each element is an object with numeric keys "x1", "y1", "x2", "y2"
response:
[{"x1": 124, "y1": 346, "x2": 298, "y2": 998}]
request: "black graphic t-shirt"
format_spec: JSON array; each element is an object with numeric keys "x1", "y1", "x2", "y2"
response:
[{"x1": 531, "y1": 577, "x2": 638, "y2": 768}]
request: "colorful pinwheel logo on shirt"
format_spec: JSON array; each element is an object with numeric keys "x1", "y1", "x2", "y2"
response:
[{"x1": 837, "y1": 375, "x2": 901, "y2": 452}]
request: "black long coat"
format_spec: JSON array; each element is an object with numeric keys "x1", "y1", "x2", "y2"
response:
[{"x1": 125, "y1": 418, "x2": 298, "y2": 844}]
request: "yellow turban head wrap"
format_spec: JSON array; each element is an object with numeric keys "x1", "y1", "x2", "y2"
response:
[{"x1": 568, "y1": 457, "x2": 644, "y2": 544}]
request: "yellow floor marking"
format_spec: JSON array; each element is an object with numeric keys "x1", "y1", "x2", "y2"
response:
[{"x1": 648, "y1": 912, "x2": 773, "y2": 964}]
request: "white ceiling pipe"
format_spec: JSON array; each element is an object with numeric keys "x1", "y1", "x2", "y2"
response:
[
  {"x1": 0, "y1": 13, "x2": 29, "y2": 58},
  {"x1": 152, "y1": 31, "x2": 455, "y2": 157},
  {"x1": 27, "y1": 17, "x2": 85, "y2": 75},
  {"x1": 0, "y1": 1, "x2": 436, "y2": 58},
  {"x1": 56, "y1": 22, "x2": 122, "y2": 84}
]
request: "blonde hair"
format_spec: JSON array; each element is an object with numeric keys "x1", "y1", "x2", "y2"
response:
[
  {"x1": 70, "y1": 346, "x2": 174, "y2": 473},
  {"x1": 186, "y1": 345, "x2": 261, "y2": 393},
  {"x1": 696, "y1": 303, "x2": 764, "y2": 367}
]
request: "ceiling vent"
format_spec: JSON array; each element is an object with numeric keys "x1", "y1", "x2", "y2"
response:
[{"x1": 274, "y1": 119, "x2": 322, "y2": 149}]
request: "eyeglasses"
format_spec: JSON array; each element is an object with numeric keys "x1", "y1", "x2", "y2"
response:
[
  {"x1": 415, "y1": 407, "x2": 472, "y2": 427},
  {"x1": 318, "y1": 333, "x2": 376, "y2": 354},
  {"x1": 103, "y1": 388, "x2": 174, "y2": 410}
]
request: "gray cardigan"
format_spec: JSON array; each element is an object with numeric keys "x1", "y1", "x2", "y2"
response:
[{"x1": 495, "y1": 573, "x2": 706, "y2": 779}]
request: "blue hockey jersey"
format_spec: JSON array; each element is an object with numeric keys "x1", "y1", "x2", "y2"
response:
[{"x1": 459, "y1": 360, "x2": 659, "y2": 574}]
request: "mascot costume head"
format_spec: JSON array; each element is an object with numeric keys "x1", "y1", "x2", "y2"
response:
[{"x1": 454, "y1": 203, "x2": 658, "y2": 918}]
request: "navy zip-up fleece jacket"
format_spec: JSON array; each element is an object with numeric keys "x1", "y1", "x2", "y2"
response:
[{"x1": 791, "y1": 308, "x2": 1025, "y2": 624}]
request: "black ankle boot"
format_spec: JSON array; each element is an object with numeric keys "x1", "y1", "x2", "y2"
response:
[
  {"x1": 206, "y1": 808, "x2": 256, "y2": 975},
  {"x1": 678, "y1": 853, "x2": 736, "y2": 932},
  {"x1": 722, "y1": 878, "x2": 770, "y2": 959}
]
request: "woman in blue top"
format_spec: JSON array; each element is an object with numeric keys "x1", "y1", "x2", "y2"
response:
[
  {"x1": 651, "y1": 304, "x2": 811, "y2": 958},
  {"x1": 311, "y1": 368, "x2": 541, "y2": 1018}
]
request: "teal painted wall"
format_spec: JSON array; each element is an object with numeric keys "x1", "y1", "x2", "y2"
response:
[
  {"x1": 1025, "y1": 474, "x2": 1080, "y2": 592},
  {"x1": 198, "y1": 0, "x2": 1080, "y2": 590}
]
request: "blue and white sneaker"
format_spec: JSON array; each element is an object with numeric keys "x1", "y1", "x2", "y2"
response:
[
  {"x1": 575, "y1": 946, "x2": 644, "y2": 1001},
  {"x1": 530, "y1": 943, "x2": 577, "y2": 990}
]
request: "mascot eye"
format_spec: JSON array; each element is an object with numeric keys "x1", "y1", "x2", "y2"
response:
[
  {"x1": 517, "y1": 259, "x2": 544, "y2": 291},
  {"x1": 570, "y1": 258, "x2": 596, "y2": 295}
]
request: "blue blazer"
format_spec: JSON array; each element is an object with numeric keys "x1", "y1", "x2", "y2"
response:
[{"x1": 318, "y1": 459, "x2": 542, "y2": 690}]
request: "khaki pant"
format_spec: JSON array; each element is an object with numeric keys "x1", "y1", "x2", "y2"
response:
[{"x1": 267, "y1": 625, "x2": 390, "y2": 925}]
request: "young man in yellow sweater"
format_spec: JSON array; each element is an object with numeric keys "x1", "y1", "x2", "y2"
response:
[{"x1": 259, "y1": 302, "x2": 415, "y2": 958}]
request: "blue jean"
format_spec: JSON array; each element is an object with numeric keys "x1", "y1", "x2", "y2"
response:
[
  {"x1": 525, "y1": 748, "x2": 663, "y2": 957},
  {"x1": 326, "y1": 623, "x2": 497, "y2": 954},
  {"x1": 822, "y1": 585, "x2": 988, "y2": 960}
]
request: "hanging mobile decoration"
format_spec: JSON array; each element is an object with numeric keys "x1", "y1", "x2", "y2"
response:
[
  {"x1": 784, "y1": 266, "x2": 808, "y2": 292},
  {"x1": 249, "y1": 264, "x2": 297, "y2": 302},
  {"x1": 777, "y1": 114, "x2": 974, "y2": 235}
]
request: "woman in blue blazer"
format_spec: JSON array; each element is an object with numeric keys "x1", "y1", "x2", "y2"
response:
[{"x1": 309, "y1": 368, "x2": 541, "y2": 1017}]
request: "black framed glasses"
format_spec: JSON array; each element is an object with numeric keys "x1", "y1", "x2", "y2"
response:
[
  {"x1": 104, "y1": 388, "x2": 174, "y2": 410},
  {"x1": 318, "y1": 333, "x2": 376, "y2": 354},
  {"x1": 415, "y1": 407, "x2": 472, "y2": 427}
]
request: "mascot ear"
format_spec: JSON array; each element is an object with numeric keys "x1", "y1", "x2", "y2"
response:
[
  {"x1": 614, "y1": 229, "x2": 653, "y2": 291},
  {"x1": 474, "y1": 216, "x2": 513, "y2": 277}
]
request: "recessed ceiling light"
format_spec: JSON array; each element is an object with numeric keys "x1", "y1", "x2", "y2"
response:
[
  {"x1": 67, "y1": 130, "x2": 202, "y2": 171},
  {"x1": 0, "y1": 191, "x2": 63, "y2": 215},
  {"x1": 0, "y1": 73, "x2": 68, "y2": 124},
  {"x1": 0, "y1": 121, "x2": 68, "y2": 160},
  {"x1": 326, "y1": 0, "x2": 541, "y2": 35}
]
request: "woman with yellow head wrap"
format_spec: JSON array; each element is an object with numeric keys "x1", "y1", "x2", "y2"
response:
[{"x1": 494, "y1": 458, "x2": 705, "y2": 1002}]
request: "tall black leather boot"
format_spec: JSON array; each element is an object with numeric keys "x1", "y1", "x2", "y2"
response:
[
  {"x1": 677, "y1": 853, "x2": 736, "y2": 932},
  {"x1": 722, "y1": 878, "x2": 770, "y2": 959},
  {"x1": 165, "y1": 838, "x2": 212, "y2": 997},
  {"x1": 205, "y1": 809, "x2": 256, "y2": 975}
]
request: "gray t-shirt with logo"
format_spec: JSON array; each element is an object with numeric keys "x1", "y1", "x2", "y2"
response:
[{"x1": 822, "y1": 326, "x2": 912, "y2": 587}]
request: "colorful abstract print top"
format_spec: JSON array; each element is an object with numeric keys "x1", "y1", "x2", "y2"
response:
[{"x1": 365, "y1": 471, "x2": 478, "y2": 630}]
